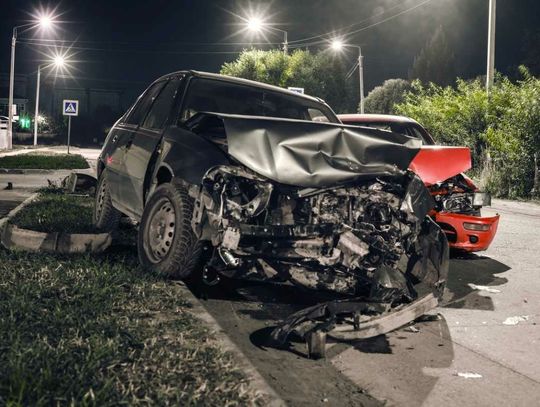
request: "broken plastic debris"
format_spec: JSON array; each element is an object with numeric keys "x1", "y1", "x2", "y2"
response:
[
  {"x1": 405, "y1": 326, "x2": 420, "y2": 333},
  {"x1": 468, "y1": 283, "x2": 501, "y2": 293},
  {"x1": 503, "y1": 315, "x2": 530, "y2": 326},
  {"x1": 456, "y1": 372, "x2": 483, "y2": 379}
]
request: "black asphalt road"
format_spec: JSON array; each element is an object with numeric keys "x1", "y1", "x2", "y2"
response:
[{"x1": 190, "y1": 200, "x2": 540, "y2": 406}]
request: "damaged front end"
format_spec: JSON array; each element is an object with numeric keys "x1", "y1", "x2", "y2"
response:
[
  {"x1": 430, "y1": 174, "x2": 500, "y2": 251},
  {"x1": 189, "y1": 164, "x2": 449, "y2": 356}
]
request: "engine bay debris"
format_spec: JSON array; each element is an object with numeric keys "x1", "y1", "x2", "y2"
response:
[{"x1": 188, "y1": 115, "x2": 449, "y2": 358}]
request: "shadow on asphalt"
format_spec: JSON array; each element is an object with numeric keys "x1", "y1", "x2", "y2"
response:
[{"x1": 443, "y1": 252, "x2": 511, "y2": 311}]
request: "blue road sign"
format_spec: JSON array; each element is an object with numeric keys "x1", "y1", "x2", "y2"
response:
[{"x1": 63, "y1": 99, "x2": 79, "y2": 116}]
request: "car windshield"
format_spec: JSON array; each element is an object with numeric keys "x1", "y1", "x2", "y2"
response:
[{"x1": 180, "y1": 77, "x2": 339, "y2": 124}]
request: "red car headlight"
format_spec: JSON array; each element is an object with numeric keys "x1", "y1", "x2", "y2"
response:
[{"x1": 463, "y1": 222, "x2": 491, "y2": 231}]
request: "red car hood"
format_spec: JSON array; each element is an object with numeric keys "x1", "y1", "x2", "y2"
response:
[{"x1": 409, "y1": 146, "x2": 471, "y2": 185}]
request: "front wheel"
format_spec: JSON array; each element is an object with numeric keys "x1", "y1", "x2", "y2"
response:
[
  {"x1": 137, "y1": 181, "x2": 202, "y2": 278},
  {"x1": 94, "y1": 168, "x2": 121, "y2": 232}
]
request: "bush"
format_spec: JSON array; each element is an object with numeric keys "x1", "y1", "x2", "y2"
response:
[
  {"x1": 363, "y1": 79, "x2": 412, "y2": 114},
  {"x1": 396, "y1": 67, "x2": 540, "y2": 199}
]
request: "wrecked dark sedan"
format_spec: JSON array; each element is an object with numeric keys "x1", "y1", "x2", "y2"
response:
[{"x1": 95, "y1": 71, "x2": 448, "y2": 356}]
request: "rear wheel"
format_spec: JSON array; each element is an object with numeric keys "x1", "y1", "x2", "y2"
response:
[
  {"x1": 94, "y1": 168, "x2": 121, "y2": 232},
  {"x1": 137, "y1": 181, "x2": 202, "y2": 278}
]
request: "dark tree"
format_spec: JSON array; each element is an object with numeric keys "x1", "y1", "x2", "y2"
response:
[
  {"x1": 521, "y1": 30, "x2": 540, "y2": 77},
  {"x1": 409, "y1": 26, "x2": 457, "y2": 86}
]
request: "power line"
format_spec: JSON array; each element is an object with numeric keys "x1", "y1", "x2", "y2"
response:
[
  {"x1": 287, "y1": 0, "x2": 404, "y2": 44},
  {"x1": 340, "y1": 0, "x2": 434, "y2": 38},
  {"x1": 18, "y1": 0, "x2": 435, "y2": 58},
  {"x1": 289, "y1": 0, "x2": 435, "y2": 48},
  {"x1": 20, "y1": 37, "x2": 282, "y2": 46}
]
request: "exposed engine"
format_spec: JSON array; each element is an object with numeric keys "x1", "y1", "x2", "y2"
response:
[
  {"x1": 191, "y1": 165, "x2": 447, "y2": 303},
  {"x1": 430, "y1": 174, "x2": 491, "y2": 216}
]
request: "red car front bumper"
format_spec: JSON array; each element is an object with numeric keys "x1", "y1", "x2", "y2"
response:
[{"x1": 433, "y1": 211, "x2": 500, "y2": 252}]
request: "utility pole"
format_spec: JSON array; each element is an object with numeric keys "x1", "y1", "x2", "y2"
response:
[
  {"x1": 486, "y1": 0, "x2": 496, "y2": 92},
  {"x1": 283, "y1": 31, "x2": 288, "y2": 55},
  {"x1": 358, "y1": 47, "x2": 365, "y2": 114},
  {"x1": 33, "y1": 65, "x2": 42, "y2": 146},
  {"x1": 7, "y1": 28, "x2": 17, "y2": 150}
]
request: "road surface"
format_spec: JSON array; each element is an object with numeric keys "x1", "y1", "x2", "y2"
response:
[{"x1": 192, "y1": 200, "x2": 540, "y2": 406}]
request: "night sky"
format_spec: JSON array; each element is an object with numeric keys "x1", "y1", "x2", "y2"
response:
[{"x1": 2, "y1": 0, "x2": 539, "y2": 102}]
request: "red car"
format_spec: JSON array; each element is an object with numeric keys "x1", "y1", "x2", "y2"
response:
[{"x1": 338, "y1": 114, "x2": 499, "y2": 252}]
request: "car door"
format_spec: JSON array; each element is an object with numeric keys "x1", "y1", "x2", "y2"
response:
[
  {"x1": 121, "y1": 76, "x2": 185, "y2": 216},
  {"x1": 106, "y1": 81, "x2": 166, "y2": 208}
]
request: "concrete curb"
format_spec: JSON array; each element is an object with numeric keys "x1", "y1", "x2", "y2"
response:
[
  {"x1": 1, "y1": 224, "x2": 112, "y2": 253},
  {"x1": 174, "y1": 283, "x2": 286, "y2": 407},
  {"x1": 0, "y1": 193, "x2": 111, "y2": 254},
  {"x1": 0, "y1": 168, "x2": 62, "y2": 174}
]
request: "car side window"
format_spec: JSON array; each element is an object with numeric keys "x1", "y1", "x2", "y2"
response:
[
  {"x1": 408, "y1": 125, "x2": 429, "y2": 144},
  {"x1": 125, "y1": 81, "x2": 166, "y2": 126},
  {"x1": 142, "y1": 79, "x2": 182, "y2": 130}
]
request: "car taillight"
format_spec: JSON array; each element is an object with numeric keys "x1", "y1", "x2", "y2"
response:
[{"x1": 463, "y1": 222, "x2": 491, "y2": 231}]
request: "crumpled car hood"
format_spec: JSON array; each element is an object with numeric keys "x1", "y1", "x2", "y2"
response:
[
  {"x1": 211, "y1": 114, "x2": 422, "y2": 187},
  {"x1": 409, "y1": 146, "x2": 471, "y2": 185}
]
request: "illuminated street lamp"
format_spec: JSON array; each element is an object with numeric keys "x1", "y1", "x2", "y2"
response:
[
  {"x1": 246, "y1": 16, "x2": 288, "y2": 54},
  {"x1": 331, "y1": 39, "x2": 344, "y2": 51},
  {"x1": 7, "y1": 10, "x2": 57, "y2": 149},
  {"x1": 33, "y1": 52, "x2": 68, "y2": 146},
  {"x1": 331, "y1": 39, "x2": 365, "y2": 114}
]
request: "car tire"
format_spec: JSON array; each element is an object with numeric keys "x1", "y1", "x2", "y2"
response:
[
  {"x1": 137, "y1": 181, "x2": 202, "y2": 279},
  {"x1": 94, "y1": 168, "x2": 121, "y2": 232}
]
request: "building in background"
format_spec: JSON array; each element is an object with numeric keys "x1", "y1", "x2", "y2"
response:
[{"x1": 0, "y1": 73, "x2": 28, "y2": 119}]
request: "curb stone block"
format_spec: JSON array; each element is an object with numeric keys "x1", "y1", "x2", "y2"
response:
[{"x1": 1, "y1": 224, "x2": 112, "y2": 253}]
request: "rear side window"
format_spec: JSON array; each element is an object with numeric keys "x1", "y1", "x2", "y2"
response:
[
  {"x1": 142, "y1": 79, "x2": 182, "y2": 130},
  {"x1": 125, "y1": 81, "x2": 165, "y2": 126}
]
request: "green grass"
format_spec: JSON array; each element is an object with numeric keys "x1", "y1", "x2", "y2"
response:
[
  {"x1": 0, "y1": 154, "x2": 89, "y2": 170},
  {"x1": 1, "y1": 193, "x2": 258, "y2": 405},
  {"x1": 0, "y1": 245, "x2": 257, "y2": 406},
  {"x1": 10, "y1": 192, "x2": 96, "y2": 234}
]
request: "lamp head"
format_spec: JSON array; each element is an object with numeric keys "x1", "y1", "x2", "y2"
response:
[
  {"x1": 331, "y1": 39, "x2": 344, "y2": 51},
  {"x1": 247, "y1": 16, "x2": 264, "y2": 32}
]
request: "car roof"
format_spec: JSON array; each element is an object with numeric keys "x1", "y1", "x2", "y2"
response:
[
  {"x1": 155, "y1": 70, "x2": 325, "y2": 104},
  {"x1": 338, "y1": 113, "x2": 420, "y2": 125}
]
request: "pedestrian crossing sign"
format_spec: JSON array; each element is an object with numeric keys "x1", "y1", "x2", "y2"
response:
[{"x1": 63, "y1": 99, "x2": 79, "y2": 116}]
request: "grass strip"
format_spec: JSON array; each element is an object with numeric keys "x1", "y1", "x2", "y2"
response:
[
  {"x1": 10, "y1": 192, "x2": 96, "y2": 234},
  {"x1": 0, "y1": 154, "x2": 89, "y2": 170},
  {"x1": 0, "y1": 246, "x2": 257, "y2": 406}
]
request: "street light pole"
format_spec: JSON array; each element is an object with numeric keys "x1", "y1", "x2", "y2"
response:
[
  {"x1": 33, "y1": 64, "x2": 42, "y2": 146},
  {"x1": 6, "y1": 13, "x2": 56, "y2": 150},
  {"x1": 331, "y1": 41, "x2": 365, "y2": 113},
  {"x1": 7, "y1": 27, "x2": 17, "y2": 150},
  {"x1": 357, "y1": 46, "x2": 365, "y2": 114},
  {"x1": 486, "y1": 0, "x2": 496, "y2": 92}
]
